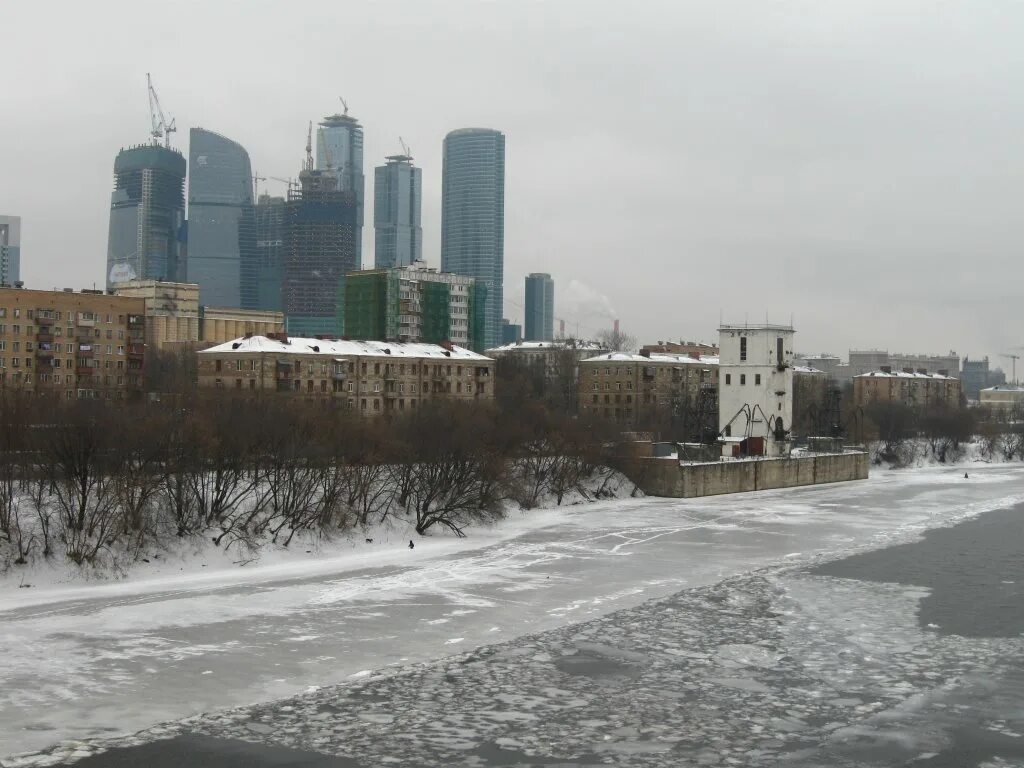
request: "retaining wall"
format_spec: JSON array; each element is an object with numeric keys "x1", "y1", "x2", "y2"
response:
[{"x1": 629, "y1": 452, "x2": 869, "y2": 498}]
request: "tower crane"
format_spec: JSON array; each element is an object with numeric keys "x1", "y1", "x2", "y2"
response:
[
  {"x1": 146, "y1": 73, "x2": 176, "y2": 148},
  {"x1": 304, "y1": 121, "x2": 314, "y2": 172},
  {"x1": 268, "y1": 176, "x2": 299, "y2": 192},
  {"x1": 339, "y1": 97, "x2": 349, "y2": 116},
  {"x1": 1000, "y1": 353, "x2": 1020, "y2": 385},
  {"x1": 399, "y1": 136, "x2": 412, "y2": 159},
  {"x1": 253, "y1": 172, "x2": 267, "y2": 201}
]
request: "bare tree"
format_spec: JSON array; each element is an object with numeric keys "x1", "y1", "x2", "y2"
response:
[{"x1": 596, "y1": 327, "x2": 637, "y2": 353}]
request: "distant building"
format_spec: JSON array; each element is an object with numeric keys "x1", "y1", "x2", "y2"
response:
[
  {"x1": 849, "y1": 349, "x2": 959, "y2": 379},
  {"x1": 577, "y1": 350, "x2": 719, "y2": 429},
  {"x1": 441, "y1": 128, "x2": 505, "y2": 350},
  {"x1": 316, "y1": 109, "x2": 365, "y2": 266},
  {"x1": 113, "y1": 280, "x2": 283, "y2": 351},
  {"x1": 524, "y1": 273, "x2": 554, "y2": 342},
  {"x1": 853, "y1": 366, "x2": 961, "y2": 409},
  {"x1": 106, "y1": 144, "x2": 186, "y2": 287},
  {"x1": 0, "y1": 285, "x2": 145, "y2": 399},
  {"x1": 500, "y1": 319, "x2": 521, "y2": 345},
  {"x1": 283, "y1": 170, "x2": 358, "y2": 337},
  {"x1": 186, "y1": 128, "x2": 256, "y2": 308},
  {"x1": 979, "y1": 384, "x2": 1024, "y2": 415},
  {"x1": 793, "y1": 353, "x2": 850, "y2": 385},
  {"x1": 961, "y1": 356, "x2": 1006, "y2": 400},
  {"x1": 718, "y1": 324, "x2": 795, "y2": 457},
  {"x1": 338, "y1": 263, "x2": 486, "y2": 350},
  {"x1": 374, "y1": 153, "x2": 422, "y2": 268},
  {"x1": 197, "y1": 334, "x2": 494, "y2": 412},
  {"x1": 251, "y1": 194, "x2": 287, "y2": 312},
  {"x1": 641, "y1": 340, "x2": 720, "y2": 358},
  {"x1": 0, "y1": 216, "x2": 21, "y2": 286}
]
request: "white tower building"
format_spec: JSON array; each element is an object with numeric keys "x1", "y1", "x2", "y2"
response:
[{"x1": 718, "y1": 323, "x2": 795, "y2": 457}]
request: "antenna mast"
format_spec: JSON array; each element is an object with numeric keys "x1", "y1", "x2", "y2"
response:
[
  {"x1": 146, "y1": 73, "x2": 176, "y2": 148},
  {"x1": 304, "y1": 121, "x2": 314, "y2": 172}
]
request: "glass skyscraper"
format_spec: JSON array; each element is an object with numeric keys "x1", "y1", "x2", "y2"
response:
[
  {"x1": 106, "y1": 145, "x2": 186, "y2": 288},
  {"x1": 524, "y1": 272, "x2": 554, "y2": 342},
  {"x1": 373, "y1": 154, "x2": 422, "y2": 268},
  {"x1": 186, "y1": 128, "x2": 256, "y2": 308},
  {"x1": 252, "y1": 194, "x2": 286, "y2": 312},
  {"x1": 440, "y1": 128, "x2": 506, "y2": 350},
  {"x1": 316, "y1": 111, "x2": 364, "y2": 267}
]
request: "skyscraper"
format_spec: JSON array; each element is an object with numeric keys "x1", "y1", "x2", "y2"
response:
[
  {"x1": 251, "y1": 193, "x2": 287, "y2": 313},
  {"x1": 373, "y1": 153, "x2": 422, "y2": 268},
  {"x1": 316, "y1": 108, "x2": 364, "y2": 266},
  {"x1": 441, "y1": 128, "x2": 506, "y2": 350},
  {"x1": 186, "y1": 128, "x2": 256, "y2": 307},
  {"x1": 283, "y1": 169, "x2": 358, "y2": 337},
  {"x1": 524, "y1": 272, "x2": 554, "y2": 342},
  {"x1": 106, "y1": 145, "x2": 186, "y2": 287},
  {"x1": 0, "y1": 216, "x2": 21, "y2": 286}
]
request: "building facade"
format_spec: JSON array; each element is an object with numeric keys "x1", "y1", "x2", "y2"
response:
[
  {"x1": 441, "y1": 128, "x2": 505, "y2": 350},
  {"x1": 500, "y1": 319, "x2": 521, "y2": 345},
  {"x1": 979, "y1": 385, "x2": 1024, "y2": 416},
  {"x1": 718, "y1": 324, "x2": 795, "y2": 457},
  {"x1": 252, "y1": 194, "x2": 286, "y2": 313},
  {"x1": 0, "y1": 216, "x2": 21, "y2": 286},
  {"x1": 0, "y1": 286, "x2": 145, "y2": 399},
  {"x1": 316, "y1": 110, "x2": 364, "y2": 265},
  {"x1": 197, "y1": 334, "x2": 494, "y2": 413},
  {"x1": 338, "y1": 264, "x2": 485, "y2": 350},
  {"x1": 374, "y1": 154, "x2": 422, "y2": 268},
  {"x1": 640, "y1": 340, "x2": 720, "y2": 358},
  {"x1": 524, "y1": 273, "x2": 554, "y2": 342},
  {"x1": 848, "y1": 349, "x2": 959, "y2": 379},
  {"x1": 961, "y1": 356, "x2": 1006, "y2": 400},
  {"x1": 853, "y1": 367, "x2": 961, "y2": 409},
  {"x1": 283, "y1": 171, "x2": 358, "y2": 337},
  {"x1": 112, "y1": 280, "x2": 283, "y2": 351},
  {"x1": 577, "y1": 351, "x2": 719, "y2": 429},
  {"x1": 106, "y1": 144, "x2": 186, "y2": 287},
  {"x1": 186, "y1": 128, "x2": 256, "y2": 308}
]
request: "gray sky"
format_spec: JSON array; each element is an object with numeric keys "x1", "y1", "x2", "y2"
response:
[{"x1": 1, "y1": 0, "x2": 1021, "y2": 362}]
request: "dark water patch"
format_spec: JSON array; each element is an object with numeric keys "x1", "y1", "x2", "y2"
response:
[
  {"x1": 813, "y1": 504, "x2": 1024, "y2": 637},
  {"x1": 471, "y1": 740, "x2": 604, "y2": 766},
  {"x1": 916, "y1": 726, "x2": 1024, "y2": 767},
  {"x1": 69, "y1": 734, "x2": 363, "y2": 767}
]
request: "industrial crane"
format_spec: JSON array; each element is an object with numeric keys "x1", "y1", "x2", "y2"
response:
[
  {"x1": 304, "y1": 121, "x2": 314, "y2": 171},
  {"x1": 1000, "y1": 353, "x2": 1020, "y2": 385},
  {"x1": 253, "y1": 172, "x2": 267, "y2": 201},
  {"x1": 146, "y1": 73, "x2": 176, "y2": 148},
  {"x1": 399, "y1": 136, "x2": 412, "y2": 159},
  {"x1": 339, "y1": 97, "x2": 349, "y2": 116}
]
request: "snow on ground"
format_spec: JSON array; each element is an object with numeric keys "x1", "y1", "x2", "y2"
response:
[{"x1": 1, "y1": 464, "x2": 1023, "y2": 760}]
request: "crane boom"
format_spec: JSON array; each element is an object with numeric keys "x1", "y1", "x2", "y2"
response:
[{"x1": 146, "y1": 73, "x2": 176, "y2": 148}]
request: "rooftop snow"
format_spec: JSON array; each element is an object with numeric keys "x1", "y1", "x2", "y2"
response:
[
  {"x1": 855, "y1": 369, "x2": 957, "y2": 380},
  {"x1": 581, "y1": 352, "x2": 720, "y2": 365},
  {"x1": 486, "y1": 340, "x2": 608, "y2": 353},
  {"x1": 200, "y1": 336, "x2": 491, "y2": 361}
]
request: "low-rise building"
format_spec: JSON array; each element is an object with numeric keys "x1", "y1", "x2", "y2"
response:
[
  {"x1": 578, "y1": 350, "x2": 719, "y2": 427},
  {"x1": 979, "y1": 385, "x2": 1024, "y2": 416},
  {"x1": 0, "y1": 285, "x2": 145, "y2": 399},
  {"x1": 849, "y1": 349, "x2": 959, "y2": 379},
  {"x1": 853, "y1": 366, "x2": 961, "y2": 409},
  {"x1": 640, "y1": 340, "x2": 719, "y2": 358},
  {"x1": 197, "y1": 334, "x2": 494, "y2": 413},
  {"x1": 113, "y1": 280, "x2": 284, "y2": 351}
]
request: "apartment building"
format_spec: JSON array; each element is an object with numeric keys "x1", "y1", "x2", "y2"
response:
[
  {"x1": 0, "y1": 286, "x2": 145, "y2": 399},
  {"x1": 197, "y1": 334, "x2": 494, "y2": 414},
  {"x1": 577, "y1": 350, "x2": 719, "y2": 425},
  {"x1": 640, "y1": 340, "x2": 720, "y2": 358},
  {"x1": 979, "y1": 385, "x2": 1024, "y2": 416},
  {"x1": 853, "y1": 366, "x2": 961, "y2": 409}
]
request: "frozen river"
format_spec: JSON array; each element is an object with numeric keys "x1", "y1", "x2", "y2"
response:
[{"x1": 2, "y1": 464, "x2": 1023, "y2": 764}]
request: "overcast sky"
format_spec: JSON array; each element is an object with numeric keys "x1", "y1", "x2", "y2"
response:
[{"x1": 1, "y1": 0, "x2": 1021, "y2": 362}]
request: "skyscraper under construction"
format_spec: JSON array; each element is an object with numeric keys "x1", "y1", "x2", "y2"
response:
[
  {"x1": 316, "y1": 104, "x2": 364, "y2": 266},
  {"x1": 283, "y1": 136, "x2": 358, "y2": 337}
]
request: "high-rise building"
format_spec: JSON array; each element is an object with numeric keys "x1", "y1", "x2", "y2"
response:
[
  {"x1": 106, "y1": 145, "x2": 186, "y2": 287},
  {"x1": 0, "y1": 216, "x2": 21, "y2": 286},
  {"x1": 441, "y1": 128, "x2": 505, "y2": 350},
  {"x1": 186, "y1": 128, "x2": 256, "y2": 308},
  {"x1": 500, "y1": 318, "x2": 521, "y2": 345},
  {"x1": 251, "y1": 194, "x2": 287, "y2": 313},
  {"x1": 316, "y1": 109, "x2": 364, "y2": 266},
  {"x1": 374, "y1": 153, "x2": 422, "y2": 268},
  {"x1": 338, "y1": 263, "x2": 487, "y2": 351},
  {"x1": 524, "y1": 272, "x2": 554, "y2": 342},
  {"x1": 283, "y1": 170, "x2": 358, "y2": 337}
]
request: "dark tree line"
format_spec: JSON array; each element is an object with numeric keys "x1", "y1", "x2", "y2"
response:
[{"x1": 0, "y1": 392, "x2": 624, "y2": 569}]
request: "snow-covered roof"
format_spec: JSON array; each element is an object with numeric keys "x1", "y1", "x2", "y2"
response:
[
  {"x1": 486, "y1": 340, "x2": 607, "y2": 353},
  {"x1": 981, "y1": 384, "x2": 1024, "y2": 392},
  {"x1": 855, "y1": 369, "x2": 957, "y2": 381},
  {"x1": 200, "y1": 335, "x2": 491, "y2": 361},
  {"x1": 581, "y1": 352, "x2": 720, "y2": 365},
  {"x1": 793, "y1": 365, "x2": 826, "y2": 374}
]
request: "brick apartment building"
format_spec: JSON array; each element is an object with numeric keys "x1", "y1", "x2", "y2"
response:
[
  {"x1": 0, "y1": 286, "x2": 145, "y2": 399},
  {"x1": 853, "y1": 366, "x2": 961, "y2": 409},
  {"x1": 577, "y1": 350, "x2": 719, "y2": 425},
  {"x1": 197, "y1": 334, "x2": 494, "y2": 414}
]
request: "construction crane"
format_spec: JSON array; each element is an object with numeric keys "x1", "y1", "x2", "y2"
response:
[
  {"x1": 253, "y1": 172, "x2": 267, "y2": 201},
  {"x1": 304, "y1": 121, "x2": 314, "y2": 172},
  {"x1": 146, "y1": 73, "x2": 176, "y2": 148},
  {"x1": 1000, "y1": 353, "x2": 1020, "y2": 385},
  {"x1": 268, "y1": 176, "x2": 298, "y2": 192},
  {"x1": 339, "y1": 97, "x2": 349, "y2": 116},
  {"x1": 399, "y1": 136, "x2": 412, "y2": 159}
]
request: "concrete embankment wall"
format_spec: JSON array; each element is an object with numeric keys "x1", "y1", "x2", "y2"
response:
[{"x1": 628, "y1": 452, "x2": 869, "y2": 498}]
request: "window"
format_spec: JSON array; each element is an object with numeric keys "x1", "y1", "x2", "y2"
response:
[
  {"x1": 725, "y1": 374, "x2": 731, "y2": 385},
  {"x1": 777, "y1": 337, "x2": 784, "y2": 361},
  {"x1": 740, "y1": 374, "x2": 746, "y2": 385},
  {"x1": 216, "y1": 360, "x2": 222, "y2": 372},
  {"x1": 740, "y1": 336, "x2": 747, "y2": 361},
  {"x1": 755, "y1": 374, "x2": 761, "y2": 386},
  {"x1": 373, "y1": 382, "x2": 381, "y2": 392},
  {"x1": 235, "y1": 360, "x2": 243, "y2": 371}
]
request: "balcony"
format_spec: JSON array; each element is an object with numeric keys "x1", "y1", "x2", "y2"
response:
[
  {"x1": 127, "y1": 315, "x2": 145, "y2": 328},
  {"x1": 127, "y1": 344, "x2": 145, "y2": 358},
  {"x1": 35, "y1": 316, "x2": 54, "y2": 327},
  {"x1": 76, "y1": 365, "x2": 94, "y2": 376},
  {"x1": 332, "y1": 370, "x2": 347, "y2": 380},
  {"x1": 77, "y1": 317, "x2": 96, "y2": 328},
  {"x1": 36, "y1": 330, "x2": 54, "y2": 343},
  {"x1": 77, "y1": 344, "x2": 94, "y2": 357},
  {"x1": 384, "y1": 370, "x2": 396, "y2": 381}
]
